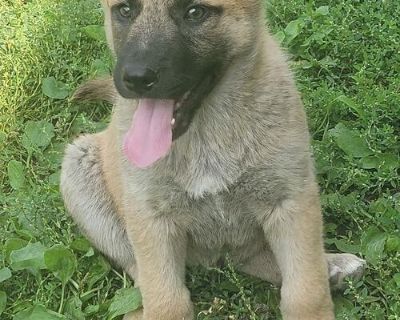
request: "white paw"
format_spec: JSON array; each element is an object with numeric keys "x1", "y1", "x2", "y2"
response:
[{"x1": 327, "y1": 253, "x2": 366, "y2": 290}]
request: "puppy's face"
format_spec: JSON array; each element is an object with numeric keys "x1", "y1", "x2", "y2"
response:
[{"x1": 102, "y1": 0, "x2": 262, "y2": 139}]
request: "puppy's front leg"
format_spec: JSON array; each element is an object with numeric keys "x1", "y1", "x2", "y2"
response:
[
  {"x1": 125, "y1": 208, "x2": 193, "y2": 320},
  {"x1": 262, "y1": 186, "x2": 334, "y2": 320}
]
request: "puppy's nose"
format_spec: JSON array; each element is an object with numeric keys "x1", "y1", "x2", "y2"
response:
[{"x1": 122, "y1": 65, "x2": 158, "y2": 94}]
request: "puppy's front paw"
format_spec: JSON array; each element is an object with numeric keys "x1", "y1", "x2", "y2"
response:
[
  {"x1": 144, "y1": 306, "x2": 194, "y2": 320},
  {"x1": 327, "y1": 253, "x2": 366, "y2": 290},
  {"x1": 123, "y1": 309, "x2": 144, "y2": 320}
]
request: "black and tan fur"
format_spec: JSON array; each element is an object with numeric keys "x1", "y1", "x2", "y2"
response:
[{"x1": 61, "y1": 0, "x2": 365, "y2": 319}]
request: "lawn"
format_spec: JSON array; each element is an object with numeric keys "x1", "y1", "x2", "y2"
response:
[{"x1": 0, "y1": 0, "x2": 399, "y2": 319}]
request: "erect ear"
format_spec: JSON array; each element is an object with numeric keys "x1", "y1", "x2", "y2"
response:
[{"x1": 72, "y1": 77, "x2": 116, "y2": 104}]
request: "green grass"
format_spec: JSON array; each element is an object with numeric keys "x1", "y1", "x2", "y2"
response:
[{"x1": 1, "y1": 0, "x2": 399, "y2": 319}]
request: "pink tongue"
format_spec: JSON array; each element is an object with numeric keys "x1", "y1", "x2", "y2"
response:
[{"x1": 123, "y1": 99, "x2": 174, "y2": 168}]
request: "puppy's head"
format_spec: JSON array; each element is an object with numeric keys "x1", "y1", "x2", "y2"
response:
[{"x1": 100, "y1": 0, "x2": 263, "y2": 167}]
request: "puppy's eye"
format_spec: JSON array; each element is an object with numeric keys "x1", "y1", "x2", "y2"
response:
[
  {"x1": 119, "y1": 4, "x2": 132, "y2": 18},
  {"x1": 185, "y1": 5, "x2": 209, "y2": 22}
]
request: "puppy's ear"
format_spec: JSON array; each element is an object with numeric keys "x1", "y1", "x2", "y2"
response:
[{"x1": 72, "y1": 77, "x2": 116, "y2": 104}]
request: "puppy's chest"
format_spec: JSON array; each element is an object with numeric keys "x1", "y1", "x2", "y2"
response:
[{"x1": 186, "y1": 192, "x2": 262, "y2": 250}]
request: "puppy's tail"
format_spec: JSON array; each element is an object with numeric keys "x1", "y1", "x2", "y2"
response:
[{"x1": 72, "y1": 77, "x2": 116, "y2": 104}]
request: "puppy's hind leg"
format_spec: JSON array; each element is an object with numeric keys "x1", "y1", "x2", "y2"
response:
[
  {"x1": 327, "y1": 253, "x2": 366, "y2": 290},
  {"x1": 60, "y1": 135, "x2": 137, "y2": 279},
  {"x1": 239, "y1": 249, "x2": 365, "y2": 291},
  {"x1": 238, "y1": 244, "x2": 282, "y2": 285}
]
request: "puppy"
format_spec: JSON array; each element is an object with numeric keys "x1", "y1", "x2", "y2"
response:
[{"x1": 61, "y1": 0, "x2": 365, "y2": 319}]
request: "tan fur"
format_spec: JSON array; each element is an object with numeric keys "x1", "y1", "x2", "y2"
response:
[{"x1": 61, "y1": 1, "x2": 366, "y2": 319}]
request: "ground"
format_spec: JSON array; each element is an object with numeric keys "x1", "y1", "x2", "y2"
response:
[{"x1": 0, "y1": 0, "x2": 399, "y2": 319}]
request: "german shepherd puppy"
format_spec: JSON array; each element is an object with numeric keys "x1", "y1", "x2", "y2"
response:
[{"x1": 61, "y1": 0, "x2": 366, "y2": 319}]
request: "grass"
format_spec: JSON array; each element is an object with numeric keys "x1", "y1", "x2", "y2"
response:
[{"x1": 0, "y1": 0, "x2": 399, "y2": 319}]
